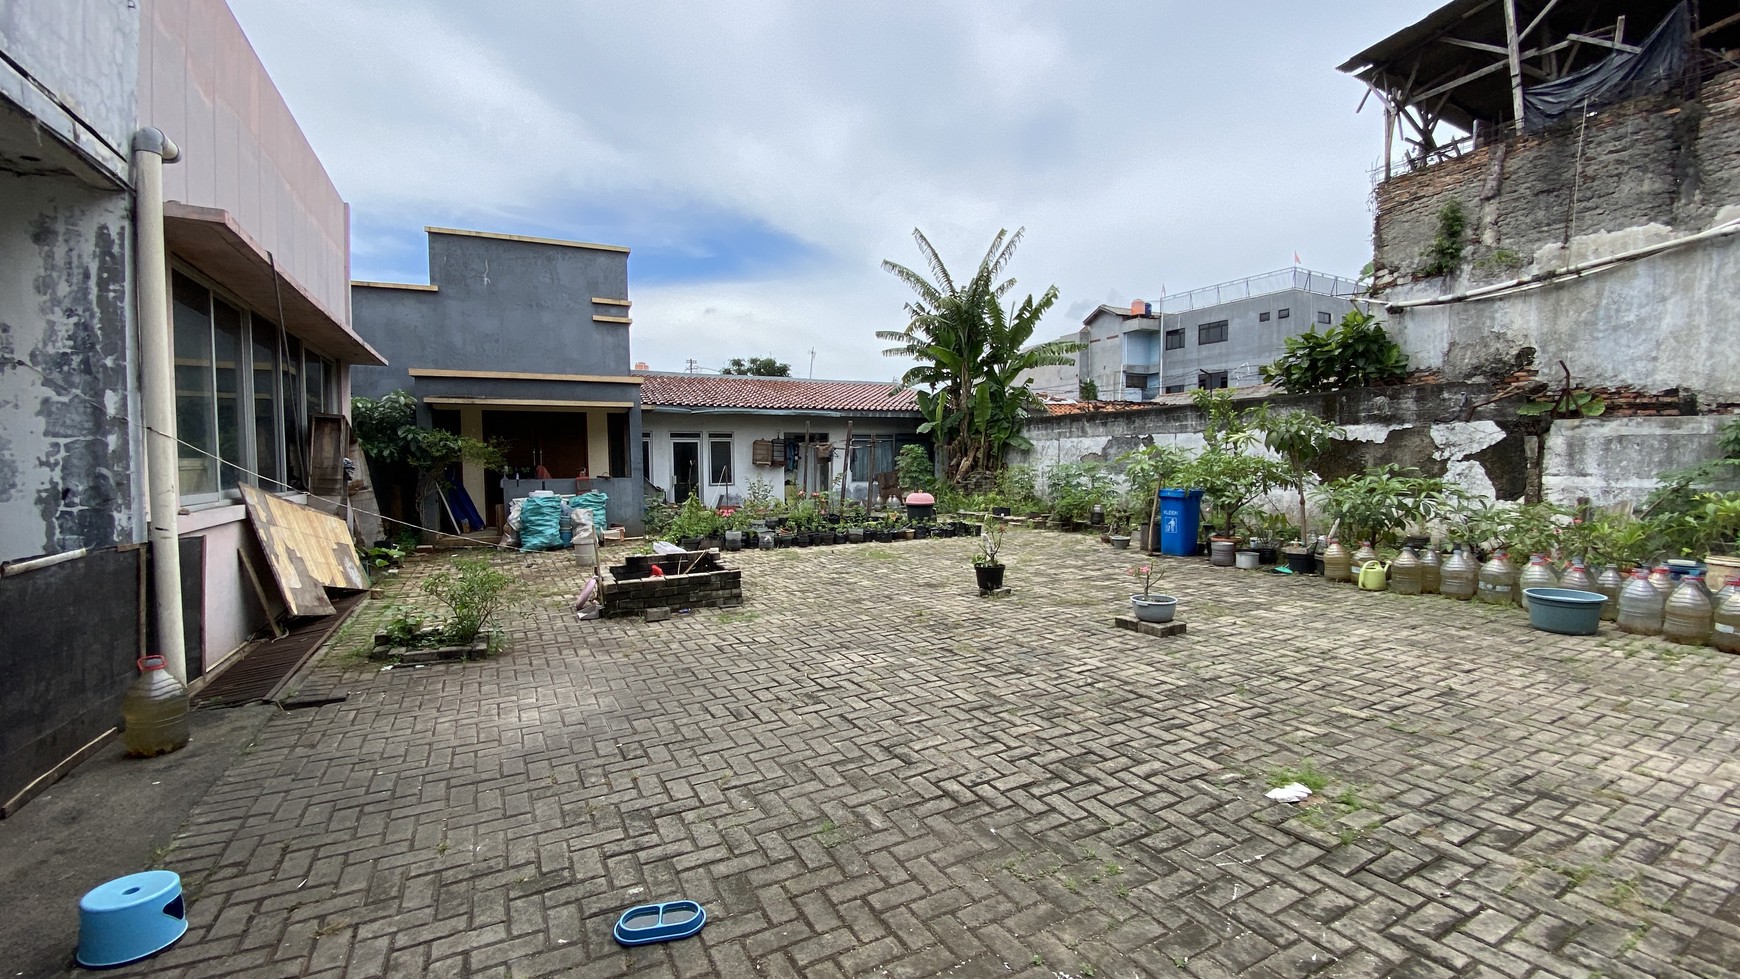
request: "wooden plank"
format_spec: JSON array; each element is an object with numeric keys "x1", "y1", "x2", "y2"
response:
[
  {"x1": 1413, "y1": 59, "x2": 1511, "y2": 104},
  {"x1": 240, "y1": 484, "x2": 369, "y2": 617},
  {"x1": 1520, "y1": 0, "x2": 1563, "y2": 41},
  {"x1": 1564, "y1": 32, "x2": 1640, "y2": 54},
  {"x1": 307, "y1": 413, "x2": 348, "y2": 496},
  {"x1": 1504, "y1": 0, "x2": 1527, "y2": 134},
  {"x1": 1694, "y1": 11, "x2": 1740, "y2": 39},
  {"x1": 238, "y1": 548, "x2": 288, "y2": 639}
]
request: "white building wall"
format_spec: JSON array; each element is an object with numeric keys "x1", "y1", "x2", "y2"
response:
[{"x1": 641, "y1": 412, "x2": 920, "y2": 507}]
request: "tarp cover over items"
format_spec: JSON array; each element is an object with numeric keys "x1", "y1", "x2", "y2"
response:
[
  {"x1": 1521, "y1": 4, "x2": 1687, "y2": 132},
  {"x1": 518, "y1": 494, "x2": 569, "y2": 552},
  {"x1": 569, "y1": 491, "x2": 608, "y2": 540}
]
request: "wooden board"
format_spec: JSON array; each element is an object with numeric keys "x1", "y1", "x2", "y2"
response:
[
  {"x1": 308, "y1": 413, "x2": 350, "y2": 497},
  {"x1": 240, "y1": 484, "x2": 369, "y2": 617}
]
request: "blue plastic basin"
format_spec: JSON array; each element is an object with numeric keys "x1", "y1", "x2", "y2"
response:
[
  {"x1": 614, "y1": 900, "x2": 707, "y2": 946},
  {"x1": 1522, "y1": 587, "x2": 1607, "y2": 636}
]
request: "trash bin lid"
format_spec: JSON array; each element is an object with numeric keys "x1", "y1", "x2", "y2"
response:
[{"x1": 905, "y1": 492, "x2": 935, "y2": 505}]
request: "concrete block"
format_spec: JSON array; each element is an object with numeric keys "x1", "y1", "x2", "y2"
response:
[
  {"x1": 1113, "y1": 615, "x2": 1187, "y2": 638},
  {"x1": 643, "y1": 608, "x2": 672, "y2": 623}
]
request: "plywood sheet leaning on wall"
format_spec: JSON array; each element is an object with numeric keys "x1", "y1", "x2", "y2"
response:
[{"x1": 240, "y1": 485, "x2": 369, "y2": 618}]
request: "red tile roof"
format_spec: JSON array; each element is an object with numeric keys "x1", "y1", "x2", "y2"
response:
[{"x1": 637, "y1": 372, "x2": 920, "y2": 413}]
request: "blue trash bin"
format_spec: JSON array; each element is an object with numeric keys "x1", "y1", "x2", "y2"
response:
[{"x1": 1157, "y1": 488, "x2": 1204, "y2": 556}]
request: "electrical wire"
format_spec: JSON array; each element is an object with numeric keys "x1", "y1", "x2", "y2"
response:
[{"x1": 3, "y1": 354, "x2": 530, "y2": 557}]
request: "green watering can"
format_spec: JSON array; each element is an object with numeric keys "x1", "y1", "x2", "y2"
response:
[{"x1": 1358, "y1": 560, "x2": 1389, "y2": 591}]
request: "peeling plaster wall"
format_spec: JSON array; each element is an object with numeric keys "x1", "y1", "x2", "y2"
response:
[
  {"x1": 0, "y1": 171, "x2": 137, "y2": 562},
  {"x1": 1541, "y1": 415, "x2": 1734, "y2": 507},
  {"x1": 1011, "y1": 384, "x2": 1554, "y2": 506}
]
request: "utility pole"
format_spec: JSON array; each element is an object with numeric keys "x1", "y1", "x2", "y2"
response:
[{"x1": 808, "y1": 348, "x2": 816, "y2": 378}]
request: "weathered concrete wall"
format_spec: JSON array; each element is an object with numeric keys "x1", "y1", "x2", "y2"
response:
[
  {"x1": 140, "y1": 0, "x2": 351, "y2": 325},
  {"x1": 1014, "y1": 383, "x2": 1534, "y2": 504},
  {"x1": 0, "y1": 171, "x2": 137, "y2": 562},
  {"x1": 1541, "y1": 415, "x2": 1734, "y2": 507},
  {"x1": 1015, "y1": 383, "x2": 1737, "y2": 512},
  {"x1": 1373, "y1": 71, "x2": 1740, "y2": 402},
  {"x1": 0, "y1": 0, "x2": 137, "y2": 183}
]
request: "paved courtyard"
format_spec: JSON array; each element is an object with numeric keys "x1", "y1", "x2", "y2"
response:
[{"x1": 130, "y1": 530, "x2": 1739, "y2": 979}]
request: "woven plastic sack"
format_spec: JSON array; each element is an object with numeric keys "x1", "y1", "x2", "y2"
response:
[
  {"x1": 518, "y1": 495, "x2": 566, "y2": 552},
  {"x1": 569, "y1": 491, "x2": 609, "y2": 538}
]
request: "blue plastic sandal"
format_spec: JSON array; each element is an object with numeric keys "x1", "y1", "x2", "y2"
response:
[{"x1": 614, "y1": 900, "x2": 707, "y2": 946}]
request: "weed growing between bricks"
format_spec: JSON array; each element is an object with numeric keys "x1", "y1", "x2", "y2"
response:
[{"x1": 118, "y1": 531, "x2": 1740, "y2": 979}]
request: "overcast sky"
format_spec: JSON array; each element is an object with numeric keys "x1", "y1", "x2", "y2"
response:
[{"x1": 230, "y1": 1, "x2": 1441, "y2": 380}]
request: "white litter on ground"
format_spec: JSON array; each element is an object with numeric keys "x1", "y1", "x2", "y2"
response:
[{"x1": 1265, "y1": 782, "x2": 1312, "y2": 803}]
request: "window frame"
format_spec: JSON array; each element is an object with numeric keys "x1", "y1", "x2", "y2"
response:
[
  {"x1": 707, "y1": 432, "x2": 734, "y2": 486},
  {"x1": 1197, "y1": 370, "x2": 1229, "y2": 390},
  {"x1": 1317, "y1": 310, "x2": 1333, "y2": 325},
  {"x1": 1163, "y1": 328, "x2": 1185, "y2": 351},
  {"x1": 170, "y1": 265, "x2": 335, "y2": 503},
  {"x1": 1197, "y1": 320, "x2": 1228, "y2": 345},
  {"x1": 1277, "y1": 307, "x2": 1291, "y2": 319},
  {"x1": 1258, "y1": 311, "x2": 1271, "y2": 322}
]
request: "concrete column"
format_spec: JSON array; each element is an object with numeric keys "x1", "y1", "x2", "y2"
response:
[
  {"x1": 586, "y1": 410, "x2": 610, "y2": 477},
  {"x1": 459, "y1": 405, "x2": 486, "y2": 517}
]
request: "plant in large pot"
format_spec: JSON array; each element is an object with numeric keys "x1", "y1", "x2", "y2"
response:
[
  {"x1": 1127, "y1": 562, "x2": 1176, "y2": 623},
  {"x1": 1245, "y1": 404, "x2": 1344, "y2": 551},
  {"x1": 1179, "y1": 389, "x2": 1289, "y2": 545},
  {"x1": 973, "y1": 520, "x2": 1008, "y2": 590}
]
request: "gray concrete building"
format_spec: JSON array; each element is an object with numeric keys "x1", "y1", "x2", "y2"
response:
[
  {"x1": 1, "y1": 0, "x2": 380, "y2": 810},
  {"x1": 351, "y1": 228, "x2": 646, "y2": 533},
  {"x1": 1031, "y1": 268, "x2": 1364, "y2": 403}
]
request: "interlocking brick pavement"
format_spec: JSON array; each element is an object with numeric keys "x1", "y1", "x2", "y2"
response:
[{"x1": 125, "y1": 531, "x2": 1740, "y2": 978}]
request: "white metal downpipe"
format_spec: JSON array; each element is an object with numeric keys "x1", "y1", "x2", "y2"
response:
[{"x1": 133, "y1": 127, "x2": 188, "y2": 685}]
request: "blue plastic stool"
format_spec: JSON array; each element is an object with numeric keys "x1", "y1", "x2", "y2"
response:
[{"x1": 76, "y1": 870, "x2": 188, "y2": 967}]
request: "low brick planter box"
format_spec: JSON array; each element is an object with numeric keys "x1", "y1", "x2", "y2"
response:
[{"x1": 601, "y1": 552, "x2": 743, "y2": 618}]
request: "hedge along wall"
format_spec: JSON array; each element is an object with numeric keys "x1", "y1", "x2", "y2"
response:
[{"x1": 1010, "y1": 382, "x2": 1735, "y2": 513}]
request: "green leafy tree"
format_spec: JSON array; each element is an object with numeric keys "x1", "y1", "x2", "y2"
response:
[
  {"x1": 879, "y1": 228, "x2": 1079, "y2": 482},
  {"x1": 353, "y1": 390, "x2": 504, "y2": 538},
  {"x1": 721, "y1": 356, "x2": 792, "y2": 377},
  {"x1": 1245, "y1": 404, "x2": 1345, "y2": 543},
  {"x1": 1261, "y1": 309, "x2": 1408, "y2": 393}
]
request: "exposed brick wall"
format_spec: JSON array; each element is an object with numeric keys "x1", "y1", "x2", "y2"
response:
[{"x1": 1373, "y1": 70, "x2": 1740, "y2": 284}]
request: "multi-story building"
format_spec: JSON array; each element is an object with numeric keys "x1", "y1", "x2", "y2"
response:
[{"x1": 1030, "y1": 267, "x2": 1364, "y2": 402}]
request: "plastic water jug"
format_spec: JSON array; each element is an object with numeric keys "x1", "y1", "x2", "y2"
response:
[{"x1": 122, "y1": 656, "x2": 189, "y2": 757}]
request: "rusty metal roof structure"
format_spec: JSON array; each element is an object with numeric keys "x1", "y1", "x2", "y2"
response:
[
  {"x1": 637, "y1": 372, "x2": 920, "y2": 415},
  {"x1": 1340, "y1": 1, "x2": 1738, "y2": 177}
]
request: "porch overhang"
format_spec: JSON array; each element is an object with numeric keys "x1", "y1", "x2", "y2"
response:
[{"x1": 164, "y1": 202, "x2": 385, "y2": 366}]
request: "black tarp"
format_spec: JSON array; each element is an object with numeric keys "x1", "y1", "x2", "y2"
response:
[{"x1": 1522, "y1": 3, "x2": 1689, "y2": 131}]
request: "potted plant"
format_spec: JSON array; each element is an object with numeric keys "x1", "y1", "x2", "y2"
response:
[
  {"x1": 973, "y1": 521, "x2": 1008, "y2": 590},
  {"x1": 1128, "y1": 562, "x2": 1177, "y2": 623}
]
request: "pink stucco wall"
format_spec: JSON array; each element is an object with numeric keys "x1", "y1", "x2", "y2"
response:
[{"x1": 138, "y1": 0, "x2": 350, "y2": 327}]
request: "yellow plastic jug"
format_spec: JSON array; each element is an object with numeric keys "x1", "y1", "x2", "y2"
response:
[{"x1": 1358, "y1": 560, "x2": 1389, "y2": 591}]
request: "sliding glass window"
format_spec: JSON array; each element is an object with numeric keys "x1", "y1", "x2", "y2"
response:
[{"x1": 170, "y1": 269, "x2": 331, "y2": 500}]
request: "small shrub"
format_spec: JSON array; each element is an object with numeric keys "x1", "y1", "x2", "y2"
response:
[
  {"x1": 1418, "y1": 199, "x2": 1467, "y2": 277},
  {"x1": 422, "y1": 557, "x2": 518, "y2": 645}
]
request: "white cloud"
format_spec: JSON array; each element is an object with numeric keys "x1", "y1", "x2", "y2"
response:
[{"x1": 231, "y1": 0, "x2": 1443, "y2": 374}]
